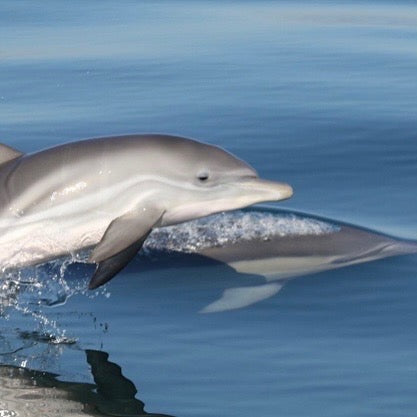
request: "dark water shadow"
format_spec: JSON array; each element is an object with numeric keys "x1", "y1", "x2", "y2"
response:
[
  {"x1": 66, "y1": 250, "x2": 266, "y2": 298},
  {"x1": 0, "y1": 349, "x2": 174, "y2": 417}
]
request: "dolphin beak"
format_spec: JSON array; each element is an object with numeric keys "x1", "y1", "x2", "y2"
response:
[{"x1": 238, "y1": 177, "x2": 294, "y2": 203}]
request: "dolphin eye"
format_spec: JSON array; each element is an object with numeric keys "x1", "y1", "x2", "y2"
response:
[{"x1": 197, "y1": 172, "x2": 209, "y2": 182}]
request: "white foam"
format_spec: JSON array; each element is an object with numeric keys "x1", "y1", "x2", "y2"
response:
[{"x1": 145, "y1": 210, "x2": 340, "y2": 253}]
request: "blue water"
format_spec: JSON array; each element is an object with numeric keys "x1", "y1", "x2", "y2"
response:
[{"x1": 1, "y1": 1, "x2": 417, "y2": 416}]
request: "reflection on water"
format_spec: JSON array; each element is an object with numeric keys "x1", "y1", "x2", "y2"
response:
[
  {"x1": 87, "y1": 349, "x2": 174, "y2": 417},
  {"x1": 0, "y1": 348, "x2": 174, "y2": 417}
]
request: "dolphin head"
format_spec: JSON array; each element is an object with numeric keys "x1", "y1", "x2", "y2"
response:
[{"x1": 151, "y1": 136, "x2": 293, "y2": 225}]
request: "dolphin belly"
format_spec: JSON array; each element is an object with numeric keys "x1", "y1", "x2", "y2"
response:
[{"x1": 0, "y1": 213, "x2": 107, "y2": 269}]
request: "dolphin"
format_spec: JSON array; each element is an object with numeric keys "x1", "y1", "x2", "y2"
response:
[
  {"x1": 132, "y1": 208, "x2": 417, "y2": 312},
  {"x1": 0, "y1": 134, "x2": 293, "y2": 289}
]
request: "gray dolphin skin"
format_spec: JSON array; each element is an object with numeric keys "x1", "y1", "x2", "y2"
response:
[{"x1": 0, "y1": 134, "x2": 293, "y2": 289}]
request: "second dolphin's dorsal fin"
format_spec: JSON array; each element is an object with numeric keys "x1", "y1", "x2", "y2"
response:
[{"x1": 0, "y1": 143, "x2": 24, "y2": 165}]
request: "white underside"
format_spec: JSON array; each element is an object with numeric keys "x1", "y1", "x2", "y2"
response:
[
  {"x1": 0, "y1": 214, "x2": 107, "y2": 269},
  {"x1": 0, "y1": 176, "x2": 164, "y2": 269},
  {"x1": 230, "y1": 256, "x2": 337, "y2": 281}
]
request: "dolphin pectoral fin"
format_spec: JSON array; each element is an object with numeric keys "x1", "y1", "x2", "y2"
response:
[
  {"x1": 200, "y1": 282, "x2": 284, "y2": 314},
  {"x1": 88, "y1": 236, "x2": 148, "y2": 289},
  {"x1": 88, "y1": 207, "x2": 163, "y2": 289},
  {"x1": 90, "y1": 208, "x2": 162, "y2": 264}
]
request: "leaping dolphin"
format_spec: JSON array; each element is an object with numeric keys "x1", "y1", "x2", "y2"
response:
[{"x1": 0, "y1": 134, "x2": 293, "y2": 289}]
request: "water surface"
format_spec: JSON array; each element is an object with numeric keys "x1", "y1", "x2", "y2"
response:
[{"x1": 1, "y1": 1, "x2": 417, "y2": 416}]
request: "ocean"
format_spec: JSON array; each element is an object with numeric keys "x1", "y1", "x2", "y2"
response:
[{"x1": 1, "y1": 1, "x2": 417, "y2": 416}]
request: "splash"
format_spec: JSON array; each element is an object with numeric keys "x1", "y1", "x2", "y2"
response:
[
  {"x1": 146, "y1": 210, "x2": 340, "y2": 253},
  {"x1": 0, "y1": 253, "x2": 109, "y2": 347}
]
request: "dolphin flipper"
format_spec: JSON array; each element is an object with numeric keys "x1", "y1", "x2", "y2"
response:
[
  {"x1": 89, "y1": 236, "x2": 149, "y2": 289},
  {"x1": 88, "y1": 207, "x2": 162, "y2": 289},
  {"x1": 90, "y1": 208, "x2": 162, "y2": 263},
  {"x1": 200, "y1": 282, "x2": 284, "y2": 313}
]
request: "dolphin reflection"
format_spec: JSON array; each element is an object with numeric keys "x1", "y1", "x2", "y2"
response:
[{"x1": 0, "y1": 349, "x2": 174, "y2": 417}]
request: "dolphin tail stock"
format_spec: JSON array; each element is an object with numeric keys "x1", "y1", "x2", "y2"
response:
[{"x1": 200, "y1": 282, "x2": 284, "y2": 313}]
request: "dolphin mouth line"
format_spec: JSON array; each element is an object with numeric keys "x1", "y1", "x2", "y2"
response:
[{"x1": 237, "y1": 178, "x2": 294, "y2": 202}]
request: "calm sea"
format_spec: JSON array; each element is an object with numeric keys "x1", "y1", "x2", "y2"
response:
[{"x1": 1, "y1": 1, "x2": 417, "y2": 416}]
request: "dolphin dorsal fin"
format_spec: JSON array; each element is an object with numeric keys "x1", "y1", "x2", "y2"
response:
[{"x1": 0, "y1": 143, "x2": 24, "y2": 165}]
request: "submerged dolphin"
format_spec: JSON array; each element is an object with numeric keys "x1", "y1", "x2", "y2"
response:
[
  {"x1": 0, "y1": 134, "x2": 293, "y2": 289},
  {"x1": 134, "y1": 208, "x2": 417, "y2": 312}
]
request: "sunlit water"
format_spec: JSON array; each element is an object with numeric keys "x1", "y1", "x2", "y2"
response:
[{"x1": 1, "y1": 1, "x2": 417, "y2": 416}]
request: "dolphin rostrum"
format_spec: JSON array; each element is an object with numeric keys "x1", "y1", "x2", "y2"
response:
[{"x1": 0, "y1": 134, "x2": 293, "y2": 289}]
